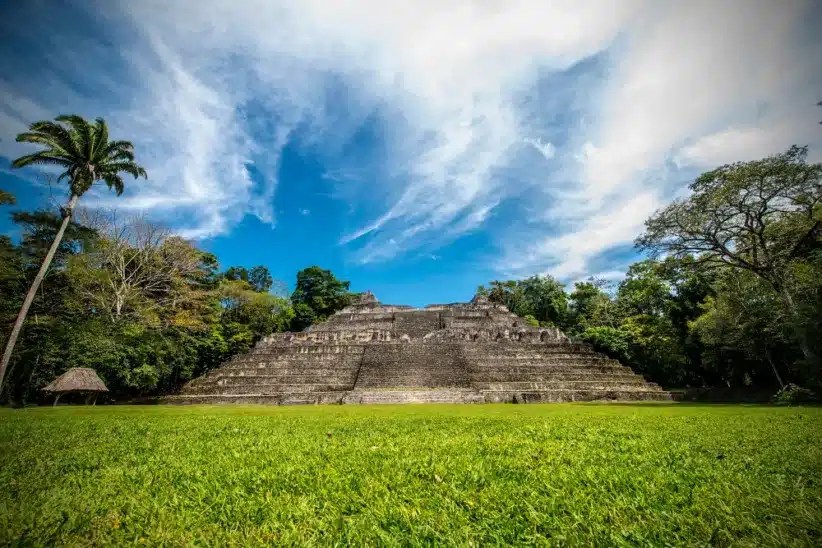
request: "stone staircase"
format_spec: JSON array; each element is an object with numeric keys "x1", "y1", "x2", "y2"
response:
[
  {"x1": 463, "y1": 343, "x2": 669, "y2": 402},
  {"x1": 344, "y1": 388, "x2": 485, "y2": 404},
  {"x1": 167, "y1": 293, "x2": 671, "y2": 404},
  {"x1": 355, "y1": 343, "x2": 470, "y2": 389}
]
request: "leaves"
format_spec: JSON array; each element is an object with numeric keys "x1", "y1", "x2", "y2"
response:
[
  {"x1": 480, "y1": 275, "x2": 569, "y2": 328},
  {"x1": 12, "y1": 114, "x2": 147, "y2": 200},
  {"x1": 0, "y1": 189, "x2": 15, "y2": 205},
  {"x1": 290, "y1": 266, "x2": 353, "y2": 330},
  {"x1": 0, "y1": 405, "x2": 820, "y2": 545}
]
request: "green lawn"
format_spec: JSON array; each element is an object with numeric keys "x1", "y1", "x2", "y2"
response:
[{"x1": 1, "y1": 404, "x2": 820, "y2": 546}]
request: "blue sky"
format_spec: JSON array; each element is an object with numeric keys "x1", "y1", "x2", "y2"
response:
[{"x1": 1, "y1": 0, "x2": 821, "y2": 306}]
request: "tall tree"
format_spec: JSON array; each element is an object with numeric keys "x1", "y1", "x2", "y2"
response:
[
  {"x1": 223, "y1": 265, "x2": 274, "y2": 293},
  {"x1": 479, "y1": 275, "x2": 569, "y2": 327},
  {"x1": 0, "y1": 115, "x2": 146, "y2": 391},
  {"x1": 290, "y1": 266, "x2": 352, "y2": 331},
  {"x1": 637, "y1": 146, "x2": 821, "y2": 362}
]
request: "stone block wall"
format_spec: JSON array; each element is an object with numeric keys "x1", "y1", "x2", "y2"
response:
[{"x1": 167, "y1": 294, "x2": 670, "y2": 404}]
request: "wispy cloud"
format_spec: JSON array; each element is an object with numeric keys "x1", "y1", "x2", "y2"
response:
[
  {"x1": 512, "y1": 0, "x2": 822, "y2": 281},
  {"x1": 1, "y1": 0, "x2": 820, "y2": 283}
]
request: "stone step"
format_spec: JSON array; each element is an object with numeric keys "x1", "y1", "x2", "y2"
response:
[
  {"x1": 470, "y1": 365, "x2": 632, "y2": 375},
  {"x1": 165, "y1": 393, "x2": 346, "y2": 405},
  {"x1": 469, "y1": 363, "x2": 625, "y2": 371},
  {"x1": 248, "y1": 347, "x2": 367, "y2": 356},
  {"x1": 167, "y1": 387, "x2": 672, "y2": 405},
  {"x1": 472, "y1": 380, "x2": 658, "y2": 391},
  {"x1": 189, "y1": 378, "x2": 354, "y2": 390},
  {"x1": 467, "y1": 372, "x2": 641, "y2": 382},
  {"x1": 344, "y1": 389, "x2": 484, "y2": 404},
  {"x1": 182, "y1": 383, "x2": 353, "y2": 395},
  {"x1": 462, "y1": 344, "x2": 595, "y2": 352},
  {"x1": 468, "y1": 355, "x2": 612, "y2": 362},
  {"x1": 191, "y1": 369, "x2": 358, "y2": 382},
  {"x1": 205, "y1": 379, "x2": 355, "y2": 390},
  {"x1": 220, "y1": 363, "x2": 359, "y2": 371},
  {"x1": 234, "y1": 353, "x2": 364, "y2": 361},
  {"x1": 481, "y1": 389, "x2": 672, "y2": 403},
  {"x1": 357, "y1": 382, "x2": 469, "y2": 389}
]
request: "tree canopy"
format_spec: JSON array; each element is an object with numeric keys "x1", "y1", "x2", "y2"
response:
[
  {"x1": 638, "y1": 146, "x2": 821, "y2": 366},
  {"x1": 637, "y1": 146, "x2": 821, "y2": 291},
  {"x1": 223, "y1": 266, "x2": 274, "y2": 293},
  {"x1": 477, "y1": 275, "x2": 568, "y2": 328},
  {"x1": 290, "y1": 266, "x2": 353, "y2": 331}
]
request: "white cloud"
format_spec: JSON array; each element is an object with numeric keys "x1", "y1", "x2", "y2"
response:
[
  {"x1": 524, "y1": 138, "x2": 556, "y2": 160},
  {"x1": 674, "y1": 109, "x2": 822, "y2": 168},
  {"x1": 504, "y1": 191, "x2": 660, "y2": 280},
  {"x1": 299, "y1": 208, "x2": 311, "y2": 216},
  {"x1": 97, "y1": 0, "x2": 644, "y2": 247},
  {"x1": 2, "y1": 0, "x2": 819, "y2": 282},
  {"x1": 516, "y1": 0, "x2": 822, "y2": 281}
]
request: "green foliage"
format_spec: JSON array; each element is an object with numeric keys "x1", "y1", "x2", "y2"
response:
[
  {"x1": 223, "y1": 265, "x2": 274, "y2": 293},
  {"x1": 1, "y1": 405, "x2": 820, "y2": 545},
  {"x1": 3, "y1": 143, "x2": 821, "y2": 399},
  {"x1": 638, "y1": 146, "x2": 821, "y2": 281},
  {"x1": 638, "y1": 147, "x2": 822, "y2": 370},
  {"x1": 0, "y1": 212, "x2": 293, "y2": 403},
  {"x1": 579, "y1": 326, "x2": 631, "y2": 363},
  {"x1": 219, "y1": 279, "x2": 294, "y2": 345},
  {"x1": 522, "y1": 314, "x2": 540, "y2": 327},
  {"x1": 480, "y1": 275, "x2": 568, "y2": 328},
  {"x1": 290, "y1": 266, "x2": 353, "y2": 331},
  {"x1": 0, "y1": 189, "x2": 15, "y2": 205},
  {"x1": 13, "y1": 115, "x2": 146, "y2": 198},
  {"x1": 772, "y1": 383, "x2": 817, "y2": 405}
]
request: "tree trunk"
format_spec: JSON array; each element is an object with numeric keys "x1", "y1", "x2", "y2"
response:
[
  {"x1": 0, "y1": 194, "x2": 79, "y2": 392},
  {"x1": 765, "y1": 349, "x2": 785, "y2": 389},
  {"x1": 773, "y1": 281, "x2": 815, "y2": 364}
]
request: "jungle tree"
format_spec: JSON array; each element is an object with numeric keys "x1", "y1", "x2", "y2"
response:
[{"x1": 0, "y1": 115, "x2": 146, "y2": 391}]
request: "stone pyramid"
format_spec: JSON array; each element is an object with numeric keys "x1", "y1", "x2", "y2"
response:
[{"x1": 170, "y1": 292, "x2": 670, "y2": 404}]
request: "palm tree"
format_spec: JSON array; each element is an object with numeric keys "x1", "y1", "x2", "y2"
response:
[{"x1": 0, "y1": 115, "x2": 146, "y2": 391}]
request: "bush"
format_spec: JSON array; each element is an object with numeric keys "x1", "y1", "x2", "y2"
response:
[
  {"x1": 579, "y1": 326, "x2": 632, "y2": 364},
  {"x1": 523, "y1": 315, "x2": 540, "y2": 327},
  {"x1": 772, "y1": 383, "x2": 817, "y2": 405}
]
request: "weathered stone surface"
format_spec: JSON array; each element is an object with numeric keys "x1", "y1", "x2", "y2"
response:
[{"x1": 167, "y1": 293, "x2": 671, "y2": 404}]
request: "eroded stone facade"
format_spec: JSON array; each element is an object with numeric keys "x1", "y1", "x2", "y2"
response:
[{"x1": 170, "y1": 292, "x2": 670, "y2": 404}]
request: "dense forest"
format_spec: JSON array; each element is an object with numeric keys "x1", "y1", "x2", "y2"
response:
[{"x1": 0, "y1": 118, "x2": 820, "y2": 405}]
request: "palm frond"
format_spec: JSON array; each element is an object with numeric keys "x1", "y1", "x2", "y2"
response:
[
  {"x1": 27, "y1": 121, "x2": 81, "y2": 157},
  {"x1": 100, "y1": 161, "x2": 148, "y2": 179},
  {"x1": 101, "y1": 140, "x2": 135, "y2": 158},
  {"x1": 91, "y1": 118, "x2": 109, "y2": 158},
  {"x1": 14, "y1": 114, "x2": 147, "y2": 199},
  {"x1": 102, "y1": 174, "x2": 126, "y2": 196},
  {"x1": 106, "y1": 149, "x2": 136, "y2": 163},
  {"x1": 11, "y1": 152, "x2": 72, "y2": 169},
  {"x1": 15, "y1": 131, "x2": 73, "y2": 157},
  {"x1": 55, "y1": 114, "x2": 93, "y2": 159}
]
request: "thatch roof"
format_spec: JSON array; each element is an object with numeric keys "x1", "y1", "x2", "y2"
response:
[{"x1": 42, "y1": 368, "x2": 109, "y2": 393}]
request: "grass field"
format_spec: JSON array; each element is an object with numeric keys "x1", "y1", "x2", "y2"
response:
[{"x1": 1, "y1": 404, "x2": 820, "y2": 546}]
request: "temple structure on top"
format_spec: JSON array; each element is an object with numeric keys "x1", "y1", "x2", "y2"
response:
[{"x1": 170, "y1": 292, "x2": 670, "y2": 404}]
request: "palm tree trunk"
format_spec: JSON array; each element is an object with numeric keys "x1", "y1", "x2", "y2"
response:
[{"x1": 0, "y1": 194, "x2": 79, "y2": 392}]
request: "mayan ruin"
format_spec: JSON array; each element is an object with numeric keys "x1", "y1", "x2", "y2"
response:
[{"x1": 172, "y1": 292, "x2": 670, "y2": 404}]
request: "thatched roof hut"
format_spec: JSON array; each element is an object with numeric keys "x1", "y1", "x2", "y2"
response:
[{"x1": 42, "y1": 368, "x2": 108, "y2": 405}]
